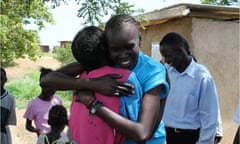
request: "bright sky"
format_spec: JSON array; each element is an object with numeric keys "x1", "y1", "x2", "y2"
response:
[{"x1": 37, "y1": 0, "x2": 201, "y2": 47}]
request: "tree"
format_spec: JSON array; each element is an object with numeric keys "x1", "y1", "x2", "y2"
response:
[
  {"x1": 1, "y1": 0, "x2": 143, "y2": 66},
  {"x1": 4, "y1": 0, "x2": 235, "y2": 66},
  {"x1": 46, "y1": 0, "x2": 240, "y2": 24},
  {"x1": 201, "y1": 0, "x2": 238, "y2": 5},
  {"x1": 0, "y1": 0, "x2": 54, "y2": 66},
  {"x1": 53, "y1": 44, "x2": 75, "y2": 65},
  {"x1": 43, "y1": 0, "x2": 144, "y2": 25}
]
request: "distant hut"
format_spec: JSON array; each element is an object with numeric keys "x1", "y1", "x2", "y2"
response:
[
  {"x1": 40, "y1": 45, "x2": 50, "y2": 52},
  {"x1": 59, "y1": 40, "x2": 72, "y2": 48}
]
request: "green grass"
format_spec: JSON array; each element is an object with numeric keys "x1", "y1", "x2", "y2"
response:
[{"x1": 5, "y1": 71, "x2": 72, "y2": 109}]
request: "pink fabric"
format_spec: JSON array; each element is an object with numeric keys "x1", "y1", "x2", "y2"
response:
[
  {"x1": 69, "y1": 66, "x2": 130, "y2": 144},
  {"x1": 23, "y1": 96, "x2": 63, "y2": 133}
]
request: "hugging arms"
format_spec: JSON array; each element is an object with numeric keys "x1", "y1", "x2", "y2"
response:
[{"x1": 40, "y1": 61, "x2": 166, "y2": 143}]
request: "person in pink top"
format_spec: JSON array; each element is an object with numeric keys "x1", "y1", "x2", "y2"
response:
[
  {"x1": 69, "y1": 26, "x2": 143, "y2": 144},
  {"x1": 23, "y1": 68, "x2": 63, "y2": 137}
]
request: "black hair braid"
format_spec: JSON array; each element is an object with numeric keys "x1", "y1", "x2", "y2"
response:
[
  {"x1": 103, "y1": 14, "x2": 141, "y2": 48},
  {"x1": 48, "y1": 105, "x2": 68, "y2": 127},
  {"x1": 105, "y1": 14, "x2": 139, "y2": 31}
]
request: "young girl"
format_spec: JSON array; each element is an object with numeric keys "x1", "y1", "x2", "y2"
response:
[
  {"x1": 0, "y1": 67, "x2": 17, "y2": 144},
  {"x1": 37, "y1": 105, "x2": 69, "y2": 144},
  {"x1": 23, "y1": 67, "x2": 63, "y2": 136}
]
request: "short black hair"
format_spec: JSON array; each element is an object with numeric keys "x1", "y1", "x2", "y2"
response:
[
  {"x1": 159, "y1": 32, "x2": 189, "y2": 52},
  {"x1": 159, "y1": 32, "x2": 197, "y2": 61},
  {"x1": 71, "y1": 26, "x2": 107, "y2": 72},
  {"x1": 1, "y1": 67, "x2": 7, "y2": 84},
  {"x1": 48, "y1": 105, "x2": 68, "y2": 127},
  {"x1": 39, "y1": 67, "x2": 53, "y2": 80}
]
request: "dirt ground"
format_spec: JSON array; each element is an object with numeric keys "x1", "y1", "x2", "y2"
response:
[
  {"x1": 4, "y1": 57, "x2": 238, "y2": 144},
  {"x1": 5, "y1": 56, "x2": 62, "y2": 144},
  {"x1": 9, "y1": 109, "x2": 237, "y2": 144},
  {"x1": 5, "y1": 56, "x2": 61, "y2": 81}
]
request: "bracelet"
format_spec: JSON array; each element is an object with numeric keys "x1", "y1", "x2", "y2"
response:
[
  {"x1": 88, "y1": 99, "x2": 103, "y2": 115},
  {"x1": 86, "y1": 98, "x2": 97, "y2": 109}
]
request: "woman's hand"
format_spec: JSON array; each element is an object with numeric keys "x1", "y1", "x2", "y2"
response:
[
  {"x1": 90, "y1": 74, "x2": 134, "y2": 96},
  {"x1": 75, "y1": 90, "x2": 95, "y2": 107}
]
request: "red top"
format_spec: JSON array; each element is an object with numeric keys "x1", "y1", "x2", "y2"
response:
[{"x1": 69, "y1": 66, "x2": 130, "y2": 144}]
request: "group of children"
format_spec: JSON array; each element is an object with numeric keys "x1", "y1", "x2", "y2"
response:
[
  {"x1": 1, "y1": 66, "x2": 69, "y2": 144},
  {"x1": 23, "y1": 67, "x2": 68, "y2": 143}
]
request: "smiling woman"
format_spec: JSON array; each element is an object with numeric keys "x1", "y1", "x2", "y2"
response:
[
  {"x1": 39, "y1": 14, "x2": 170, "y2": 144},
  {"x1": 105, "y1": 23, "x2": 139, "y2": 70}
]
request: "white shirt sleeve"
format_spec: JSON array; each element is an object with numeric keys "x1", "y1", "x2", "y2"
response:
[{"x1": 215, "y1": 108, "x2": 223, "y2": 136}]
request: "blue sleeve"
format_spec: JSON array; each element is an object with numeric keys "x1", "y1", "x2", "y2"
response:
[
  {"x1": 197, "y1": 75, "x2": 218, "y2": 144},
  {"x1": 138, "y1": 60, "x2": 169, "y2": 99},
  {"x1": 119, "y1": 72, "x2": 143, "y2": 122}
]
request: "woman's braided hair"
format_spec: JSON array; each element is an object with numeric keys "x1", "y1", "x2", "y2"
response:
[
  {"x1": 103, "y1": 14, "x2": 141, "y2": 48},
  {"x1": 105, "y1": 14, "x2": 139, "y2": 31}
]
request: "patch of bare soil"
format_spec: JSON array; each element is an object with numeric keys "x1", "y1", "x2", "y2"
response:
[
  {"x1": 5, "y1": 56, "x2": 61, "y2": 80},
  {"x1": 10, "y1": 109, "x2": 237, "y2": 144},
  {"x1": 10, "y1": 109, "x2": 37, "y2": 144}
]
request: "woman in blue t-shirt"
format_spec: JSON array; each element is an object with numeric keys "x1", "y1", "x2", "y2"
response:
[{"x1": 41, "y1": 14, "x2": 169, "y2": 144}]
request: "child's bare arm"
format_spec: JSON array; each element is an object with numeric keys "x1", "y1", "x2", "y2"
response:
[{"x1": 25, "y1": 119, "x2": 42, "y2": 136}]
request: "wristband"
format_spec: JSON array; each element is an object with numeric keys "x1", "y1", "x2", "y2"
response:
[
  {"x1": 88, "y1": 99, "x2": 103, "y2": 115},
  {"x1": 86, "y1": 98, "x2": 97, "y2": 109}
]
